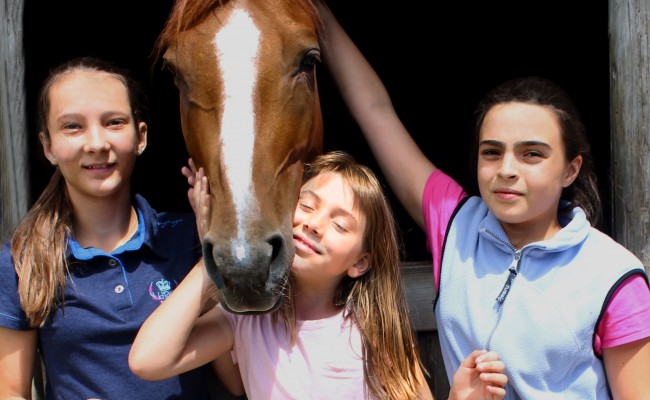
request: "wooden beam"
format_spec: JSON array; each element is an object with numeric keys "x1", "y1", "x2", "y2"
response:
[
  {"x1": 609, "y1": 0, "x2": 650, "y2": 271},
  {"x1": 402, "y1": 261, "x2": 436, "y2": 332},
  {"x1": 0, "y1": 0, "x2": 29, "y2": 244}
]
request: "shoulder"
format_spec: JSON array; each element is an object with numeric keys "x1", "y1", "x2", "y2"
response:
[
  {"x1": 135, "y1": 194, "x2": 196, "y2": 234},
  {"x1": 584, "y1": 227, "x2": 644, "y2": 268},
  {"x1": 134, "y1": 194, "x2": 200, "y2": 258}
]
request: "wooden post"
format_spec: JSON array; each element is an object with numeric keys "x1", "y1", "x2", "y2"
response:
[
  {"x1": 609, "y1": 0, "x2": 650, "y2": 272},
  {"x1": 0, "y1": 2, "x2": 43, "y2": 398},
  {"x1": 0, "y1": 0, "x2": 29, "y2": 243}
]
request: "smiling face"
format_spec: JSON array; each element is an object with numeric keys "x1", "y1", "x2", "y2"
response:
[
  {"x1": 292, "y1": 173, "x2": 369, "y2": 285},
  {"x1": 40, "y1": 69, "x2": 147, "y2": 203},
  {"x1": 477, "y1": 102, "x2": 582, "y2": 245}
]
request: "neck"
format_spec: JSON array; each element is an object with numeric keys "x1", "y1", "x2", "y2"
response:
[
  {"x1": 294, "y1": 278, "x2": 342, "y2": 320},
  {"x1": 501, "y1": 216, "x2": 562, "y2": 249},
  {"x1": 69, "y1": 189, "x2": 136, "y2": 252}
]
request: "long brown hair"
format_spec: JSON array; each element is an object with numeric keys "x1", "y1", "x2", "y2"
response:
[
  {"x1": 10, "y1": 57, "x2": 149, "y2": 327},
  {"x1": 277, "y1": 151, "x2": 427, "y2": 399}
]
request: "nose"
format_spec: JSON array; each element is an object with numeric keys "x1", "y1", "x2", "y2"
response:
[
  {"x1": 303, "y1": 213, "x2": 324, "y2": 236},
  {"x1": 83, "y1": 125, "x2": 110, "y2": 153},
  {"x1": 497, "y1": 153, "x2": 518, "y2": 179}
]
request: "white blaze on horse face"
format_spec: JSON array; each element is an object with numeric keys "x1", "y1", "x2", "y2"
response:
[{"x1": 214, "y1": 8, "x2": 263, "y2": 262}]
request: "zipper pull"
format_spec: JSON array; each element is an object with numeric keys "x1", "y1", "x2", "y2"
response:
[
  {"x1": 496, "y1": 266, "x2": 517, "y2": 303},
  {"x1": 496, "y1": 252, "x2": 521, "y2": 303}
]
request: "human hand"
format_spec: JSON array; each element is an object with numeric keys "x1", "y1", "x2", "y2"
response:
[
  {"x1": 448, "y1": 350, "x2": 507, "y2": 400},
  {"x1": 182, "y1": 158, "x2": 210, "y2": 239}
]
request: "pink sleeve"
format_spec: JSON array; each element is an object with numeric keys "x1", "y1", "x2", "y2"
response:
[
  {"x1": 421, "y1": 170, "x2": 467, "y2": 292},
  {"x1": 594, "y1": 274, "x2": 650, "y2": 355},
  {"x1": 217, "y1": 303, "x2": 239, "y2": 364}
]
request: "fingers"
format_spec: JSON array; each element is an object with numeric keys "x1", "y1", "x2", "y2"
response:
[
  {"x1": 181, "y1": 158, "x2": 199, "y2": 186},
  {"x1": 459, "y1": 349, "x2": 488, "y2": 368},
  {"x1": 476, "y1": 351, "x2": 505, "y2": 374},
  {"x1": 194, "y1": 168, "x2": 211, "y2": 240},
  {"x1": 485, "y1": 384, "x2": 507, "y2": 399},
  {"x1": 188, "y1": 158, "x2": 197, "y2": 174}
]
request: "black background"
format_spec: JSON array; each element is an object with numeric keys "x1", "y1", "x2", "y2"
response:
[{"x1": 23, "y1": 0, "x2": 610, "y2": 262}]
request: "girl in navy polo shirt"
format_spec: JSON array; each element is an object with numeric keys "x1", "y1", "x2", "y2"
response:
[{"x1": 0, "y1": 57, "x2": 210, "y2": 399}]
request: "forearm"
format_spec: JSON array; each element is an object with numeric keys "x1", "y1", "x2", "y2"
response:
[{"x1": 129, "y1": 262, "x2": 211, "y2": 379}]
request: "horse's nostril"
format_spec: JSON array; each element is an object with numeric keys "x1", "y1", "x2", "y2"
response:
[
  {"x1": 268, "y1": 234, "x2": 284, "y2": 263},
  {"x1": 202, "y1": 240, "x2": 214, "y2": 262}
]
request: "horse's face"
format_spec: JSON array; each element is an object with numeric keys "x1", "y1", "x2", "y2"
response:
[{"x1": 164, "y1": 0, "x2": 322, "y2": 313}]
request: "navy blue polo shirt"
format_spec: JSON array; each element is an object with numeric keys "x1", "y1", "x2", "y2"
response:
[{"x1": 0, "y1": 195, "x2": 210, "y2": 400}]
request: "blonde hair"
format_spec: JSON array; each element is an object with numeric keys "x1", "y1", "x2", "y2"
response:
[
  {"x1": 277, "y1": 151, "x2": 427, "y2": 399},
  {"x1": 11, "y1": 57, "x2": 148, "y2": 326}
]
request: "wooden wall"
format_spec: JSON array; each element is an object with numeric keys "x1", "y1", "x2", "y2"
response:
[
  {"x1": 609, "y1": 0, "x2": 650, "y2": 272},
  {"x1": 0, "y1": 0, "x2": 29, "y2": 244}
]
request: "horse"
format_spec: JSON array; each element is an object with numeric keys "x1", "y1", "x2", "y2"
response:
[{"x1": 156, "y1": 0, "x2": 323, "y2": 314}]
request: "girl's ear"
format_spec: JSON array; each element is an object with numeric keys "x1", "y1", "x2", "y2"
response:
[
  {"x1": 39, "y1": 132, "x2": 56, "y2": 165},
  {"x1": 563, "y1": 154, "x2": 583, "y2": 187},
  {"x1": 347, "y1": 254, "x2": 370, "y2": 278},
  {"x1": 136, "y1": 122, "x2": 148, "y2": 155}
]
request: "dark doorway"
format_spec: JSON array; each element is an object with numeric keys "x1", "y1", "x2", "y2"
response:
[{"x1": 23, "y1": 0, "x2": 610, "y2": 262}]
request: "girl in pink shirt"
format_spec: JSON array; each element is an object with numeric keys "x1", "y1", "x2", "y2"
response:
[{"x1": 130, "y1": 151, "x2": 508, "y2": 399}]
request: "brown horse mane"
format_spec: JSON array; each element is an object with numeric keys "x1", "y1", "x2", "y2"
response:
[{"x1": 154, "y1": 0, "x2": 323, "y2": 63}]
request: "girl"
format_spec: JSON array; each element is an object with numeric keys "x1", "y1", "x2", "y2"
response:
[
  {"x1": 0, "y1": 57, "x2": 210, "y2": 399},
  {"x1": 315, "y1": 3, "x2": 650, "y2": 399},
  {"x1": 130, "y1": 151, "x2": 508, "y2": 399}
]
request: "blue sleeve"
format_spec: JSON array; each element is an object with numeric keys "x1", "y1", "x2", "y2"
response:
[{"x1": 0, "y1": 241, "x2": 31, "y2": 330}]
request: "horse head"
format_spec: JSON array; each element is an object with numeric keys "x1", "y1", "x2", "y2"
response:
[{"x1": 157, "y1": 0, "x2": 323, "y2": 313}]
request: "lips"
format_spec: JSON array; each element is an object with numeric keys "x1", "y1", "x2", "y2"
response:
[
  {"x1": 293, "y1": 233, "x2": 323, "y2": 255},
  {"x1": 493, "y1": 188, "x2": 523, "y2": 200},
  {"x1": 83, "y1": 162, "x2": 115, "y2": 170}
]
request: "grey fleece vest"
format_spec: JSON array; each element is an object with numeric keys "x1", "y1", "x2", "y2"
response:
[{"x1": 435, "y1": 197, "x2": 645, "y2": 399}]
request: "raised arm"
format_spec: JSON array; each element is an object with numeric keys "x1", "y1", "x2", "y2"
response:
[{"x1": 317, "y1": 2, "x2": 435, "y2": 227}]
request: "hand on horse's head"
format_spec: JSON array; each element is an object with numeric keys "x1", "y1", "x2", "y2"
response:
[{"x1": 182, "y1": 158, "x2": 211, "y2": 240}]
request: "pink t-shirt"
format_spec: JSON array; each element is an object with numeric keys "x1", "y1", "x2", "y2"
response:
[
  {"x1": 422, "y1": 169, "x2": 650, "y2": 354},
  {"x1": 221, "y1": 305, "x2": 376, "y2": 399}
]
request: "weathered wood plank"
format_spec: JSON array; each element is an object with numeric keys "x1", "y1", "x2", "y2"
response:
[
  {"x1": 609, "y1": 0, "x2": 650, "y2": 271},
  {"x1": 0, "y1": 0, "x2": 29, "y2": 244},
  {"x1": 402, "y1": 261, "x2": 436, "y2": 332}
]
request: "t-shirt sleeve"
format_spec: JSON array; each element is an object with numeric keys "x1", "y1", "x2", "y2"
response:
[
  {"x1": 0, "y1": 241, "x2": 31, "y2": 330},
  {"x1": 421, "y1": 170, "x2": 467, "y2": 292},
  {"x1": 217, "y1": 303, "x2": 240, "y2": 365},
  {"x1": 595, "y1": 273, "x2": 650, "y2": 354}
]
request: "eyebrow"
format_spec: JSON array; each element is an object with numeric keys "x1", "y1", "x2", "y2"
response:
[
  {"x1": 299, "y1": 189, "x2": 359, "y2": 224},
  {"x1": 479, "y1": 139, "x2": 552, "y2": 149}
]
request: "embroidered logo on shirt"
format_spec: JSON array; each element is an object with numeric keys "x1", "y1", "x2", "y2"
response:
[
  {"x1": 157, "y1": 219, "x2": 182, "y2": 229},
  {"x1": 148, "y1": 278, "x2": 177, "y2": 303}
]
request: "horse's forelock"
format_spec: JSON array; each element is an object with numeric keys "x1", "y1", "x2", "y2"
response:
[
  {"x1": 154, "y1": 0, "x2": 226, "y2": 61},
  {"x1": 155, "y1": 0, "x2": 322, "y2": 62}
]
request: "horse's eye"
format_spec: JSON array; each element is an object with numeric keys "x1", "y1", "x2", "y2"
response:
[
  {"x1": 162, "y1": 59, "x2": 177, "y2": 78},
  {"x1": 300, "y1": 48, "x2": 321, "y2": 70}
]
